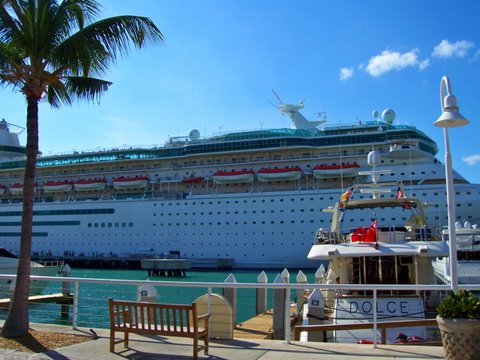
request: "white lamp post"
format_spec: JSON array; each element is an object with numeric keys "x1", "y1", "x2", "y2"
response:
[{"x1": 434, "y1": 76, "x2": 469, "y2": 292}]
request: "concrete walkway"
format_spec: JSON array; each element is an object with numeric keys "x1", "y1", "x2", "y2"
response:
[{"x1": 0, "y1": 323, "x2": 445, "y2": 360}]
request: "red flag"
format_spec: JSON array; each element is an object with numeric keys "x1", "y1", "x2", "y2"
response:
[{"x1": 365, "y1": 219, "x2": 377, "y2": 242}]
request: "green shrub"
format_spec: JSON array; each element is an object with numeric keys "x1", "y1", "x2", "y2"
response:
[{"x1": 436, "y1": 289, "x2": 480, "y2": 319}]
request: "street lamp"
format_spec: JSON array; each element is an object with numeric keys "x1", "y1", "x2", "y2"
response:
[{"x1": 434, "y1": 76, "x2": 469, "y2": 292}]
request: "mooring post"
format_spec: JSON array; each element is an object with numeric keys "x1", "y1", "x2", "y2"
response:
[
  {"x1": 256, "y1": 271, "x2": 268, "y2": 315},
  {"x1": 60, "y1": 264, "x2": 71, "y2": 319},
  {"x1": 273, "y1": 273, "x2": 286, "y2": 340},
  {"x1": 296, "y1": 270, "x2": 308, "y2": 315},
  {"x1": 315, "y1": 264, "x2": 326, "y2": 284},
  {"x1": 222, "y1": 274, "x2": 237, "y2": 325}
]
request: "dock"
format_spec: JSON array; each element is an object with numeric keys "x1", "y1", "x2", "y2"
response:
[
  {"x1": 0, "y1": 293, "x2": 73, "y2": 307},
  {"x1": 234, "y1": 308, "x2": 300, "y2": 340},
  {"x1": 141, "y1": 258, "x2": 191, "y2": 276}
]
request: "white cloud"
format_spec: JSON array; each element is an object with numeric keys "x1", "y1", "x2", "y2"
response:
[
  {"x1": 432, "y1": 40, "x2": 475, "y2": 58},
  {"x1": 462, "y1": 154, "x2": 480, "y2": 166},
  {"x1": 340, "y1": 67, "x2": 353, "y2": 80},
  {"x1": 471, "y1": 49, "x2": 480, "y2": 62},
  {"x1": 365, "y1": 49, "x2": 419, "y2": 77},
  {"x1": 419, "y1": 59, "x2": 430, "y2": 71}
]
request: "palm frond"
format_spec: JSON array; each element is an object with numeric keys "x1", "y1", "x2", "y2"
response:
[
  {"x1": 64, "y1": 75, "x2": 112, "y2": 102},
  {"x1": 45, "y1": 78, "x2": 72, "y2": 108},
  {"x1": 53, "y1": 15, "x2": 163, "y2": 76}
]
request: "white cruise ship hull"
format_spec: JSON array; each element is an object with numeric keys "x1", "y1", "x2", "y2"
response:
[{"x1": 0, "y1": 182, "x2": 479, "y2": 269}]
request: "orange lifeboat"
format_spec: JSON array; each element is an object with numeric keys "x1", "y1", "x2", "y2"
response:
[
  {"x1": 212, "y1": 170, "x2": 254, "y2": 184},
  {"x1": 257, "y1": 166, "x2": 302, "y2": 182},
  {"x1": 9, "y1": 183, "x2": 24, "y2": 194},
  {"x1": 43, "y1": 181, "x2": 73, "y2": 193},
  {"x1": 113, "y1": 176, "x2": 149, "y2": 189}
]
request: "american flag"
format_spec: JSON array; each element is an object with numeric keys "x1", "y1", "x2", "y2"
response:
[{"x1": 395, "y1": 186, "x2": 406, "y2": 199}]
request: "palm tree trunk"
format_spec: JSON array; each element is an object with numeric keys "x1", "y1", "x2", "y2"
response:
[{"x1": 0, "y1": 95, "x2": 39, "y2": 338}]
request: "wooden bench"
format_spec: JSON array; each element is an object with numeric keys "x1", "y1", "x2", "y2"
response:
[{"x1": 108, "y1": 298, "x2": 210, "y2": 359}]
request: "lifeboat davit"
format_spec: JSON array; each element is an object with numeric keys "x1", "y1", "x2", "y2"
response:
[
  {"x1": 73, "y1": 179, "x2": 106, "y2": 191},
  {"x1": 43, "y1": 181, "x2": 73, "y2": 193},
  {"x1": 313, "y1": 163, "x2": 360, "y2": 178},
  {"x1": 213, "y1": 170, "x2": 254, "y2": 184},
  {"x1": 257, "y1": 166, "x2": 302, "y2": 182},
  {"x1": 182, "y1": 176, "x2": 204, "y2": 184},
  {"x1": 113, "y1": 176, "x2": 149, "y2": 189}
]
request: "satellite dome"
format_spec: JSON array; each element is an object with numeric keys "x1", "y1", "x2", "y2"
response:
[
  {"x1": 372, "y1": 110, "x2": 379, "y2": 119},
  {"x1": 382, "y1": 109, "x2": 396, "y2": 124},
  {"x1": 188, "y1": 129, "x2": 200, "y2": 140}
]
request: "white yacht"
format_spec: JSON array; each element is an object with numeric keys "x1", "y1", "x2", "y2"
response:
[
  {"x1": 0, "y1": 248, "x2": 63, "y2": 297},
  {"x1": 0, "y1": 95, "x2": 478, "y2": 269},
  {"x1": 307, "y1": 151, "x2": 448, "y2": 343},
  {"x1": 433, "y1": 221, "x2": 480, "y2": 285}
]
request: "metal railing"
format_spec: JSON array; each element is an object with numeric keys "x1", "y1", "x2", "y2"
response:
[{"x1": 1, "y1": 274, "x2": 479, "y2": 345}]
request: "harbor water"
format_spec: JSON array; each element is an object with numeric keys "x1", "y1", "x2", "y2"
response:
[{"x1": 2, "y1": 268, "x2": 317, "y2": 329}]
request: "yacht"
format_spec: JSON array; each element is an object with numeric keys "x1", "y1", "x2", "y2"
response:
[
  {"x1": 307, "y1": 150, "x2": 447, "y2": 343},
  {"x1": 433, "y1": 221, "x2": 480, "y2": 284},
  {"x1": 0, "y1": 248, "x2": 63, "y2": 297}
]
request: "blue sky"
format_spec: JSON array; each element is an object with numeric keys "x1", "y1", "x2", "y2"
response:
[{"x1": 1, "y1": 0, "x2": 480, "y2": 183}]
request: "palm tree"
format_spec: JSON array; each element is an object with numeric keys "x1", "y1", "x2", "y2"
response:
[{"x1": 0, "y1": 0, "x2": 163, "y2": 338}]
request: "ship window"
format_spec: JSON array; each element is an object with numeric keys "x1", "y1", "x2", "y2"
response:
[
  {"x1": 129, "y1": 223, "x2": 133, "y2": 227},
  {"x1": 122, "y1": 223, "x2": 126, "y2": 227}
]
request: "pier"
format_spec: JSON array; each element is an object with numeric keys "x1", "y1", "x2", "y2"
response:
[{"x1": 141, "y1": 258, "x2": 191, "y2": 277}]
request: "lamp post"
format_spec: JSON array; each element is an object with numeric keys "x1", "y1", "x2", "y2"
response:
[{"x1": 434, "y1": 76, "x2": 469, "y2": 292}]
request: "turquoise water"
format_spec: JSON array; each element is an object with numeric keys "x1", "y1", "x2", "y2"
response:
[{"x1": 2, "y1": 268, "x2": 317, "y2": 329}]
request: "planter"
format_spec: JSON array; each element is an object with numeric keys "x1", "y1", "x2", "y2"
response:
[{"x1": 436, "y1": 315, "x2": 480, "y2": 360}]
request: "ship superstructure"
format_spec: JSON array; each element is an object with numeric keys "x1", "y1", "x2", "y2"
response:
[{"x1": 0, "y1": 101, "x2": 478, "y2": 269}]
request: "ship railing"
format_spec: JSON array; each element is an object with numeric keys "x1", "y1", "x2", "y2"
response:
[{"x1": 0, "y1": 274, "x2": 477, "y2": 346}]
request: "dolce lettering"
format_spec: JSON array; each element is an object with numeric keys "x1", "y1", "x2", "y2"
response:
[{"x1": 348, "y1": 300, "x2": 409, "y2": 314}]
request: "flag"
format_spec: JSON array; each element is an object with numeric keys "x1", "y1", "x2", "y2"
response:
[
  {"x1": 339, "y1": 186, "x2": 354, "y2": 211},
  {"x1": 395, "y1": 186, "x2": 406, "y2": 199},
  {"x1": 365, "y1": 218, "x2": 377, "y2": 242},
  {"x1": 395, "y1": 186, "x2": 411, "y2": 209}
]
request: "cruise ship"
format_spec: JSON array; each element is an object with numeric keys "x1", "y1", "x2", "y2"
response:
[{"x1": 0, "y1": 98, "x2": 479, "y2": 269}]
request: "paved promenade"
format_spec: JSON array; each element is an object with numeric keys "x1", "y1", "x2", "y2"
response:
[{"x1": 0, "y1": 323, "x2": 445, "y2": 360}]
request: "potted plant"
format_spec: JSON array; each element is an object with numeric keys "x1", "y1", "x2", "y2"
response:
[{"x1": 436, "y1": 289, "x2": 480, "y2": 360}]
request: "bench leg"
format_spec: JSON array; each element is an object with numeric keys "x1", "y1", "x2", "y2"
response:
[
  {"x1": 193, "y1": 337, "x2": 198, "y2": 360},
  {"x1": 204, "y1": 334, "x2": 209, "y2": 355},
  {"x1": 110, "y1": 329, "x2": 115, "y2": 352},
  {"x1": 124, "y1": 331, "x2": 129, "y2": 348}
]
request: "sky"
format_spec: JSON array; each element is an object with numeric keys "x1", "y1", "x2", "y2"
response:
[{"x1": 1, "y1": 0, "x2": 480, "y2": 183}]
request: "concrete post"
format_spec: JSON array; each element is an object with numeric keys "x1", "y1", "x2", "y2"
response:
[
  {"x1": 296, "y1": 270, "x2": 308, "y2": 315},
  {"x1": 315, "y1": 264, "x2": 327, "y2": 284},
  {"x1": 273, "y1": 273, "x2": 286, "y2": 340},
  {"x1": 256, "y1": 271, "x2": 268, "y2": 315},
  {"x1": 281, "y1": 268, "x2": 290, "y2": 283},
  {"x1": 60, "y1": 264, "x2": 71, "y2": 319},
  {"x1": 307, "y1": 289, "x2": 326, "y2": 342},
  {"x1": 222, "y1": 274, "x2": 237, "y2": 325}
]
